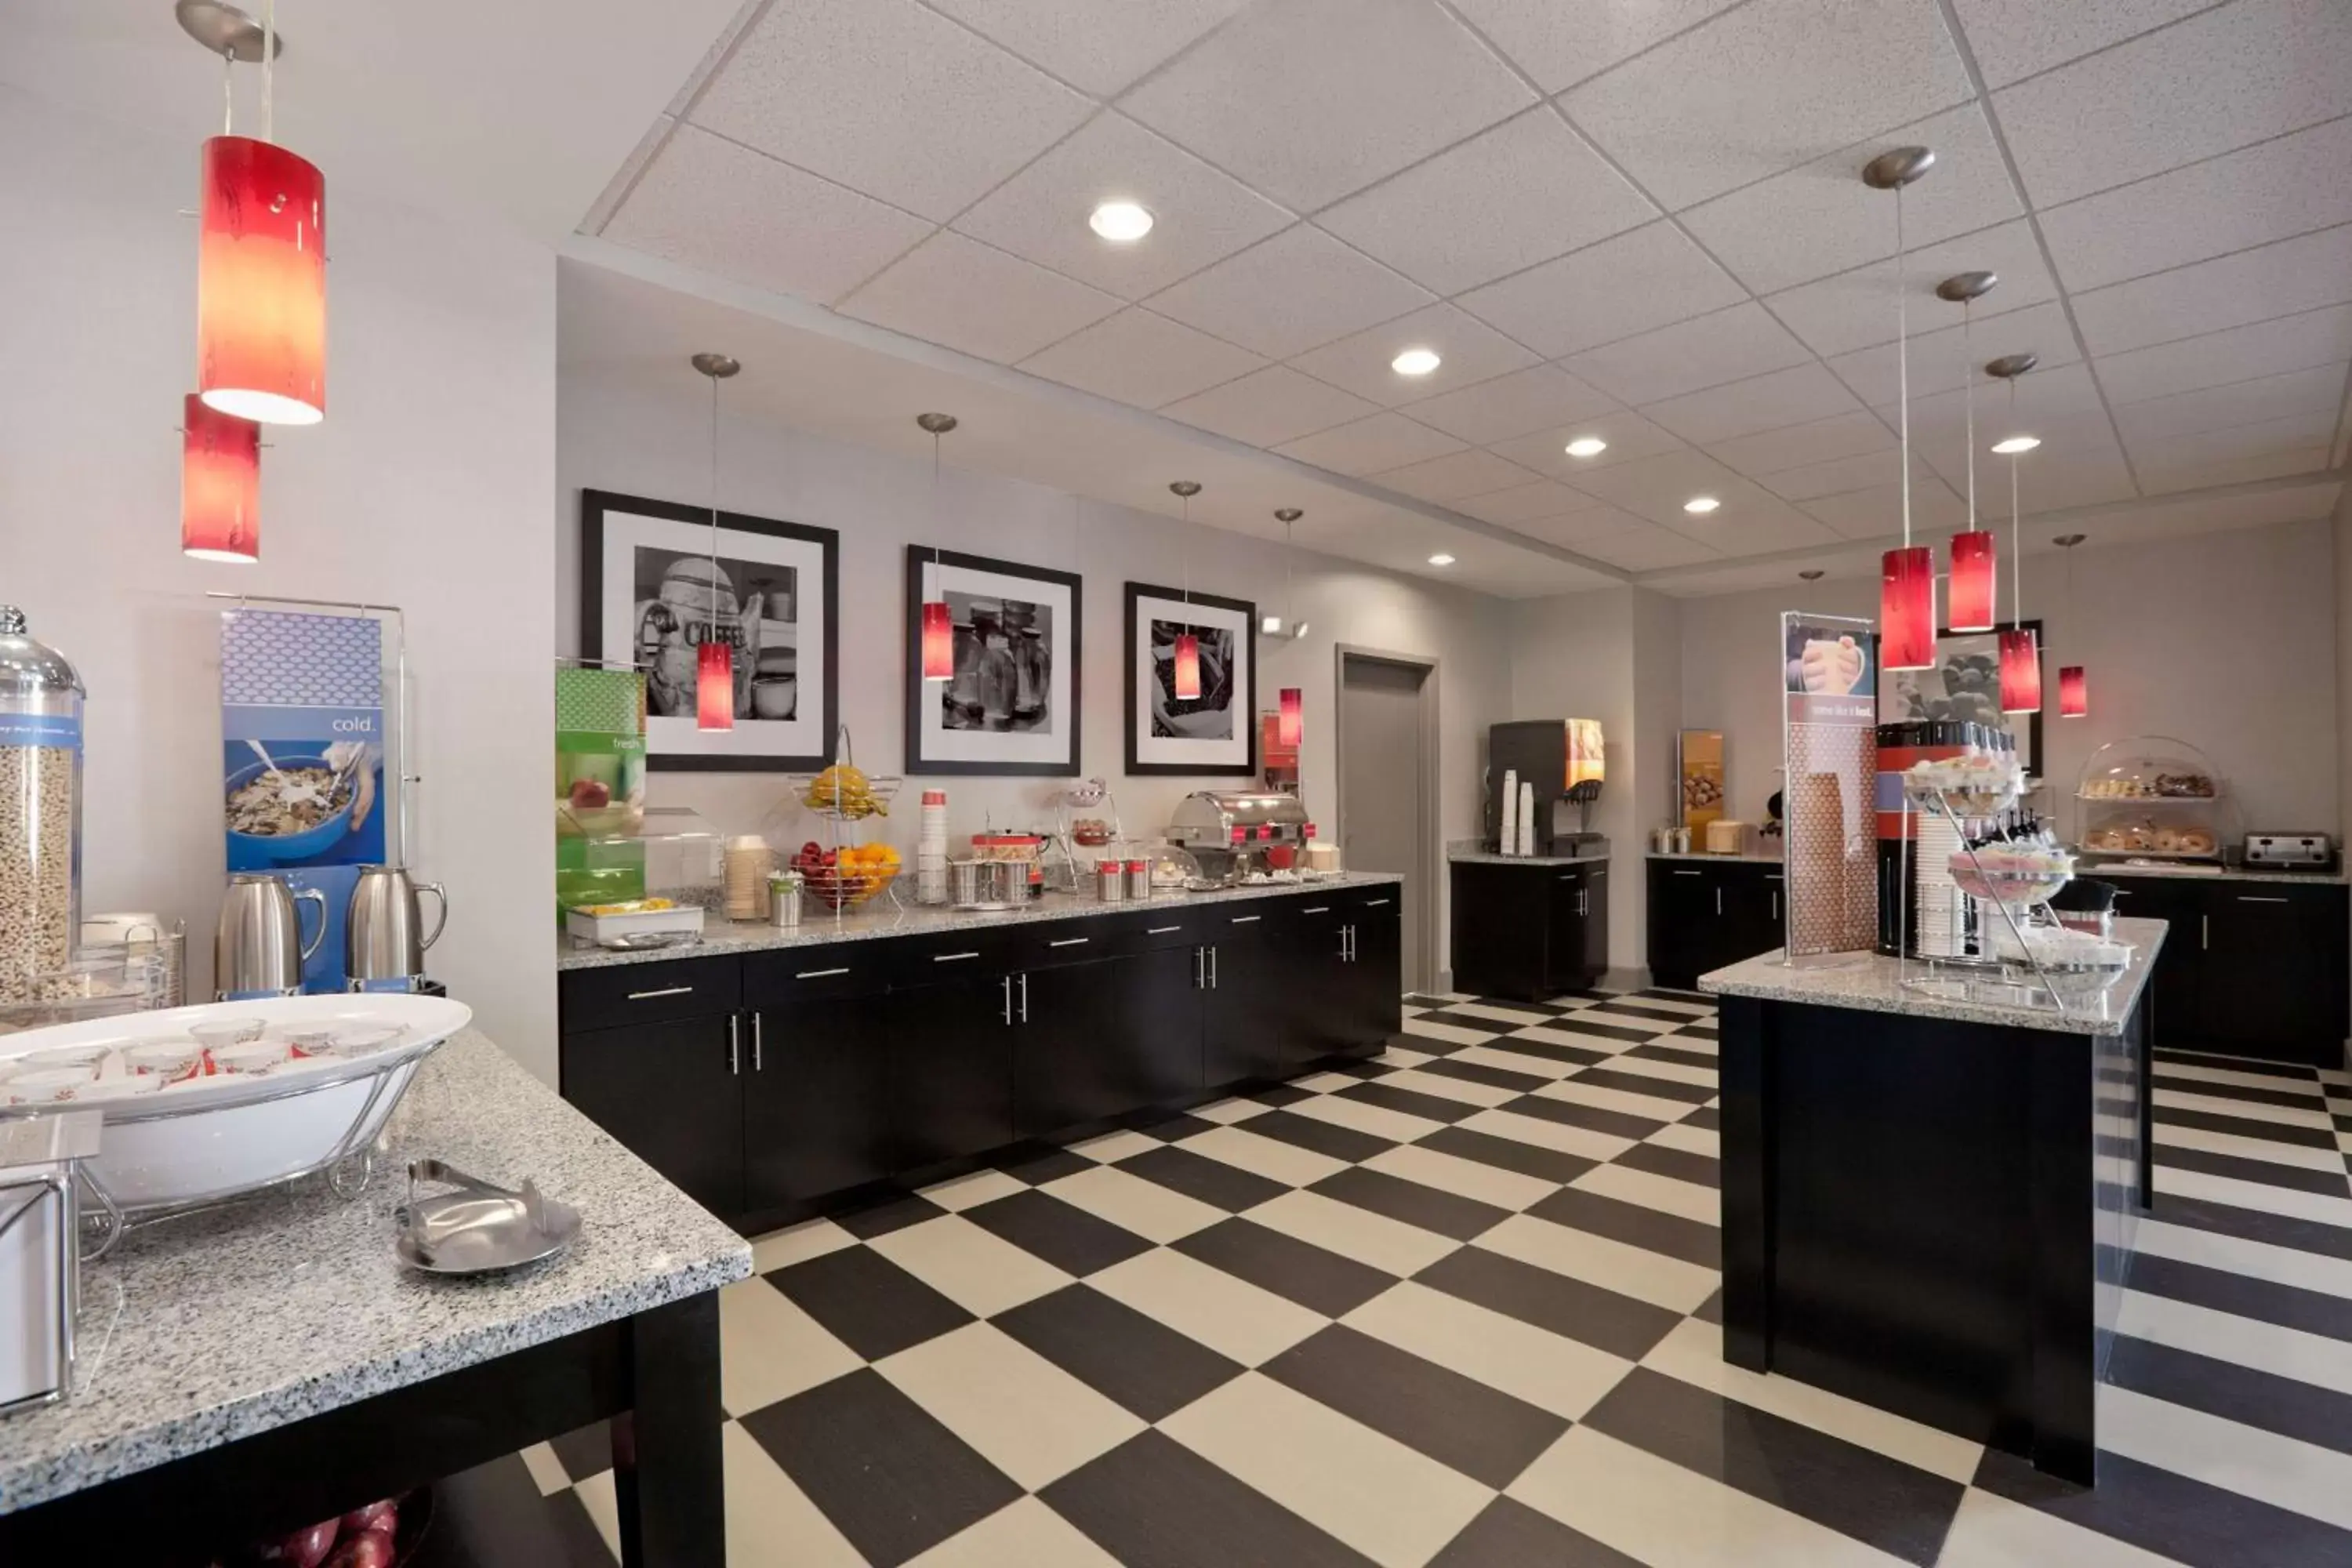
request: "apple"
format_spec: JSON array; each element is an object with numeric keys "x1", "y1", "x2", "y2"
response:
[{"x1": 568, "y1": 779, "x2": 612, "y2": 810}]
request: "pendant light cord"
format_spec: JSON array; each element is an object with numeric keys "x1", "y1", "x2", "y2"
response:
[
  {"x1": 261, "y1": 0, "x2": 274, "y2": 143},
  {"x1": 708, "y1": 371, "x2": 721, "y2": 649},
  {"x1": 1181, "y1": 495, "x2": 1191, "y2": 605},
  {"x1": 1896, "y1": 184, "x2": 1910, "y2": 549},
  {"x1": 222, "y1": 49, "x2": 234, "y2": 136},
  {"x1": 931, "y1": 433, "x2": 942, "y2": 575},
  {"x1": 1285, "y1": 519, "x2": 1298, "y2": 629},
  {"x1": 1962, "y1": 299, "x2": 1975, "y2": 532},
  {"x1": 2008, "y1": 379, "x2": 2024, "y2": 630}
]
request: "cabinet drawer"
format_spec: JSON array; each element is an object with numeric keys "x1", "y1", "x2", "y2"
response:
[
  {"x1": 742, "y1": 940, "x2": 889, "y2": 1006},
  {"x1": 885, "y1": 925, "x2": 1023, "y2": 986},
  {"x1": 1014, "y1": 907, "x2": 1196, "y2": 967},
  {"x1": 560, "y1": 954, "x2": 739, "y2": 1031}
]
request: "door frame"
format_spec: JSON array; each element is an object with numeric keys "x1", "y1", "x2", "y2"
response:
[{"x1": 1333, "y1": 644, "x2": 1440, "y2": 994}]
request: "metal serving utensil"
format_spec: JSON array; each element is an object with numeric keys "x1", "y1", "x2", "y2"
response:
[{"x1": 394, "y1": 1157, "x2": 580, "y2": 1275}]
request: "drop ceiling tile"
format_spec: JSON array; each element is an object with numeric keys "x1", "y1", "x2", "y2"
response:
[
  {"x1": 1160, "y1": 365, "x2": 1383, "y2": 445},
  {"x1": 1285, "y1": 303, "x2": 1539, "y2": 408},
  {"x1": 1654, "y1": 485, "x2": 1845, "y2": 556},
  {"x1": 2071, "y1": 223, "x2": 2352, "y2": 355},
  {"x1": 1018, "y1": 307, "x2": 1268, "y2": 407},
  {"x1": 1640, "y1": 363, "x2": 1863, "y2": 445},
  {"x1": 1765, "y1": 220, "x2": 2057, "y2": 359},
  {"x1": 1825, "y1": 300, "x2": 2081, "y2": 407},
  {"x1": 1573, "y1": 522, "x2": 1723, "y2": 572},
  {"x1": 601, "y1": 125, "x2": 935, "y2": 306},
  {"x1": 2134, "y1": 443, "x2": 2337, "y2": 495},
  {"x1": 953, "y1": 113, "x2": 1294, "y2": 301},
  {"x1": 690, "y1": 0, "x2": 1094, "y2": 222},
  {"x1": 2095, "y1": 305, "x2": 2352, "y2": 403},
  {"x1": 1454, "y1": 222, "x2": 1747, "y2": 360},
  {"x1": 1447, "y1": 0, "x2": 1745, "y2": 92},
  {"x1": 1120, "y1": 0, "x2": 1535, "y2": 212},
  {"x1": 1802, "y1": 477, "x2": 1968, "y2": 539},
  {"x1": 1513, "y1": 502, "x2": 1651, "y2": 548},
  {"x1": 924, "y1": 0, "x2": 1253, "y2": 96},
  {"x1": 1397, "y1": 365, "x2": 1619, "y2": 448},
  {"x1": 1679, "y1": 103, "x2": 2024, "y2": 296},
  {"x1": 1559, "y1": 448, "x2": 1747, "y2": 525},
  {"x1": 1992, "y1": 0, "x2": 2352, "y2": 208},
  {"x1": 1704, "y1": 410, "x2": 1893, "y2": 478},
  {"x1": 1564, "y1": 303, "x2": 1815, "y2": 406},
  {"x1": 1146, "y1": 226, "x2": 1434, "y2": 358},
  {"x1": 2125, "y1": 405, "x2": 2339, "y2": 470},
  {"x1": 2110, "y1": 364, "x2": 2347, "y2": 445},
  {"x1": 1952, "y1": 0, "x2": 2218, "y2": 90},
  {"x1": 1452, "y1": 480, "x2": 1606, "y2": 524},
  {"x1": 1893, "y1": 365, "x2": 2111, "y2": 465},
  {"x1": 1910, "y1": 408, "x2": 2129, "y2": 510},
  {"x1": 1559, "y1": 0, "x2": 1973, "y2": 211},
  {"x1": 840, "y1": 231, "x2": 1124, "y2": 363},
  {"x1": 2036, "y1": 114, "x2": 2352, "y2": 293},
  {"x1": 1373, "y1": 448, "x2": 1543, "y2": 503},
  {"x1": 1486, "y1": 409, "x2": 1688, "y2": 476},
  {"x1": 1759, "y1": 448, "x2": 1906, "y2": 503},
  {"x1": 1272, "y1": 411, "x2": 1466, "y2": 475},
  {"x1": 1316, "y1": 109, "x2": 1657, "y2": 295}
]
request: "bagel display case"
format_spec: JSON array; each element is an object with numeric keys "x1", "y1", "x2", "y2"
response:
[{"x1": 2074, "y1": 737, "x2": 2230, "y2": 866}]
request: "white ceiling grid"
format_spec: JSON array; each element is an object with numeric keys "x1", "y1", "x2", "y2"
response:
[{"x1": 587, "y1": 0, "x2": 2352, "y2": 594}]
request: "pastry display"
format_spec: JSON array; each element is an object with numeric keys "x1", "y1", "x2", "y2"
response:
[
  {"x1": 1947, "y1": 840, "x2": 2074, "y2": 906},
  {"x1": 1904, "y1": 753, "x2": 2024, "y2": 818},
  {"x1": 2081, "y1": 771, "x2": 2216, "y2": 800}
]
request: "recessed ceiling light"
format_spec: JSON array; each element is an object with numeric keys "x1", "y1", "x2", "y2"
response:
[
  {"x1": 1087, "y1": 201, "x2": 1153, "y2": 242},
  {"x1": 1683, "y1": 495, "x2": 1720, "y2": 514},
  {"x1": 1563, "y1": 437, "x2": 1607, "y2": 458},
  {"x1": 1427, "y1": 553, "x2": 1455, "y2": 566},
  {"x1": 1991, "y1": 434, "x2": 2040, "y2": 454},
  {"x1": 1392, "y1": 348, "x2": 1441, "y2": 376}
]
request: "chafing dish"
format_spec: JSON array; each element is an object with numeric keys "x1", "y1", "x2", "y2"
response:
[{"x1": 1165, "y1": 791, "x2": 1312, "y2": 884}]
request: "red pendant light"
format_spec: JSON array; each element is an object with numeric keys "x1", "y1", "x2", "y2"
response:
[
  {"x1": 696, "y1": 639, "x2": 735, "y2": 731},
  {"x1": 920, "y1": 600, "x2": 954, "y2": 681},
  {"x1": 181, "y1": 394, "x2": 261, "y2": 562},
  {"x1": 2060, "y1": 666, "x2": 2087, "y2": 718},
  {"x1": 1999, "y1": 626, "x2": 2042, "y2": 714},
  {"x1": 1947, "y1": 531, "x2": 1997, "y2": 631},
  {"x1": 1173, "y1": 633, "x2": 1202, "y2": 701},
  {"x1": 1278, "y1": 687, "x2": 1302, "y2": 747},
  {"x1": 198, "y1": 135, "x2": 326, "y2": 426},
  {"x1": 1881, "y1": 546, "x2": 1936, "y2": 670}
]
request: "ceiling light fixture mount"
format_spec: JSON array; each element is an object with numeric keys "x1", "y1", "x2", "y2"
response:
[
  {"x1": 1934, "y1": 270, "x2": 1998, "y2": 303},
  {"x1": 1391, "y1": 349, "x2": 1441, "y2": 376},
  {"x1": 1087, "y1": 201, "x2": 1153, "y2": 242},
  {"x1": 1798, "y1": 569, "x2": 1826, "y2": 582},
  {"x1": 175, "y1": 0, "x2": 284, "y2": 60},
  {"x1": 1860, "y1": 146, "x2": 1936, "y2": 190},
  {"x1": 1564, "y1": 437, "x2": 1606, "y2": 458}
]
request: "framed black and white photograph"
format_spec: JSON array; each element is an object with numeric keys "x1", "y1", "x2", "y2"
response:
[
  {"x1": 1879, "y1": 619, "x2": 2043, "y2": 777},
  {"x1": 903, "y1": 546, "x2": 1081, "y2": 776},
  {"x1": 1124, "y1": 582, "x2": 1255, "y2": 776},
  {"x1": 580, "y1": 489, "x2": 838, "y2": 771}
]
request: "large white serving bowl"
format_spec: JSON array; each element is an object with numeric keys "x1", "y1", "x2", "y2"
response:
[{"x1": 0, "y1": 995, "x2": 471, "y2": 1210}]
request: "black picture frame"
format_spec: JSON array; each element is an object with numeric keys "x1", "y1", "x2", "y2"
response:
[
  {"x1": 580, "y1": 488, "x2": 840, "y2": 772},
  {"x1": 902, "y1": 545, "x2": 1083, "y2": 777},
  {"x1": 1878, "y1": 618, "x2": 2045, "y2": 777},
  {"x1": 1123, "y1": 581, "x2": 1258, "y2": 777}
]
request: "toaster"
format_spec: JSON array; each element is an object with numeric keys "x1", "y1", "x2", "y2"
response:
[{"x1": 2243, "y1": 832, "x2": 2335, "y2": 869}]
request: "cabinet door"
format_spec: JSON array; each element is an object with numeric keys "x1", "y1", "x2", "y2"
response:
[
  {"x1": 1202, "y1": 924, "x2": 1284, "y2": 1088},
  {"x1": 1110, "y1": 943, "x2": 1208, "y2": 1109},
  {"x1": 889, "y1": 976, "x2": 1016, "y2": 1171},
  {"x1": 2104, "y1": 877, "x2": 2205, "y2": 1051},
  {"x1": 1013, "y1": 957, "x2": 1125, "y2": 1139},
  {"x1": 1721, "y1": 867, "x2": 1782, "y2": 969},
  {"x1": 742, "y1": 995, "x2": 893, "y2": 1220},
  {"x1": 2198, "y1": 886, "x2": 2349, "y2": 1065},
  {"x1": 562, "y1": 1015, "x2": 742, "y2": 1220},
  {"x1": 1581, "y1": 865, "x2": 1611, "y2": 982},
  {"x1": 1648, "y1": 863, "x2": 1715, "y2": 989},
  {"x1": 1450, "y1": 862, "x2": 1548, "y2": 1000},
  {"x1": 1348, "y1": 909, "x2": 1404, "y2": 1056},
  {"x1": 1545, "y1": 869, "x2": 1588, "y2": 994},
  {"x1": 1285, "y1": 901, "x2": 1354, "y2": 1065}
]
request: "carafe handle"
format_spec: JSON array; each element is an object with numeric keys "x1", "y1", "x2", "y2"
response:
[
  {"x1": 417, "y1": 882, "x2": 448, "y2": 951},
  {"x1": 294, "y1": 887, "x2": 328, "y2": 963}
]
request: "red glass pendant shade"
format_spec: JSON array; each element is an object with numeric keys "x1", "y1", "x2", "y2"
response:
[
  {"x1": 1173, "y1": 633, "x2": 1202, "y2": 700},
  {"x1": 2060, "y1": 665, "x2": 2087, "y2": 718},
  {"x1": 1880, "y1": 546, "x2": 1936, "y2": 670},
  {"x1": 1278, "y1": 688, "x2": 1302, "y2": 748},
  {"x1": 1947, "y1": 531, "x2": 1997, "y2": 632},
  {"x1": 696, "y1": 639, "x2": 735, "y2": 731},
  {"x1": 1999, "y1": 627, "x2": 2043, "y2": 713},
  {"x1": 920, "y1": 599, "x2": 954, "y2": 680},
  {"x1": 181, "y1": 394, "x2": 260, "y2": 562},
  {"x1": 198, "y1": 136, "x2": 326, "y2": 426}
]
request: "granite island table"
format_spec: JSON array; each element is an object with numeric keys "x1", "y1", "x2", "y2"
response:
[
  {"x1": 1700, "y1": 917, "x2": 2165, "y2": 1486},
  {"x1": 0, "y1": 1029, "x2": 751, "y2": 1565}
]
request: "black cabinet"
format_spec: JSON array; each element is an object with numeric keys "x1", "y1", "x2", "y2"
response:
[
  {"x1": 1345, "y1": 902, "x2": 1404, "y2": 1054},
  {"x1": 1013, "y1": 956, "x2": 1123, "y2": 1139},
  {"x1": 1107, "y1": 942, "x2": 1208, "y2": 1112},
  {"x1": 889, "y1": 974, "x2": 1018, "y2": 1172},
  {"x1": 742, "y1": 993, "x2": 893, "y2": 1226},
  {"x1": 2102, "y1": 877, "x2": 2206, "y2": 1044},
  {"x1": 1646, "y1": 858, "x2": 1784, "y2": 990},
  {"x1": 561, "y1": 1012, "x2": 743, "y2": 1220},
  {"x1": 1449, "y1": 859, "x2": 1608, "y2": 1000},
  {"x1": 2106, "y1": 873, "x2": 2348, "y2": 1065},
  {"x1": 1202, "y1": 912, "x2": 1286, "y2": 1086}
]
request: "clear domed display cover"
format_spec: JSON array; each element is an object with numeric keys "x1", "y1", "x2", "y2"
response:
[{"x1": 2075, "y1": 736, "x2": 2228, "y2": 862}]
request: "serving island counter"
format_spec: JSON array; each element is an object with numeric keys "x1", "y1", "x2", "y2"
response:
[{"x1": 1700, "y1": 918, "x2": 2165, "y2": 1486}]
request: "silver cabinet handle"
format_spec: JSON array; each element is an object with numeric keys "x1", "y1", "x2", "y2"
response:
[
  {"x1": 1556, "y1": 875, "x2": 1577, "y2": 882},
  {"x1": 2238, "y1": 895, "x2": 2291, "y2": 903},
  {"x1": 794, "y1": 967, "x2": 850, "y2": 980},
  {"x1": 752, "y1": 1011, "x2": 764, "y2": 1072},
  {"x1": 1048, "y1": 936, "x2": 1091, "y2": 947},
  {"x1": 1194, "y1": 946, "x2": 1205, "y2": 989},
  {"x1": 1771, "y1": 891, "x2": 1780, "y2": 922},
  {"x1": 1302, "y1": 906, "x2": 1331, "y2": 913},
  {"x1": 1230, "y1": 915, "x2": 1261, "y2": 925},
  {"x1": 627, "y1": 985, "x2": 693, "y2": 1000},
  {"x1": 1672, "y1": 869, "x2": 1702, "y2": 877},
  {"x1": 935, "y1": 950, "x2": 981, "y2": 963},
  {"x1": 2111, "y1": 890, "x2": 2132, "y2": 898},
  {"x1": 1766, "y1": 873, "x2": 1783, "y2": 882},
  {"x1": 1148, "y1": 924, "x2": 1181, "y2": 935},
  {"x1": 728, "y1": 1014, "x2": 740, "y2": 1076},
  {"x1": 1000, "y1": 974, "x2": 1014, "y2": 1025},
  {"x1": 1715, "y1": 888, "x2": 1723, "y2": 916},
  {"x1": 1019, "y1": 971, "x2": 1030, "y2": 1023},
  {"x1": 1364, "y1": 898, "x2": 1392, "y2": 908},
  {"x1": 1210, "y1": 946, "x2": 1219, "y2": 989},
  {"x1": 2201, "y1": 914, "x2": 2209, "y2": 949}
]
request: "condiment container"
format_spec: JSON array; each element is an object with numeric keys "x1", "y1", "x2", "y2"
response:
[
  {"x1": 211, "y1": 1038, "x2": 290, "y2": 1076},
  {"x1": 0, "y1": 1111, "x2": 100, "y2": 1417},
  {"x1": 1095, "y1": 859, "x2": 1127, "y2": 902},
  {"x1": 0, "y1": 608, "x2": 85, "y2": 1010},
  {"x1": 768, "y1": 871, "x2": 804, "y2": 929},
  {"x1": 1125, "y1": 858, "x2": 1152, "y2": 900},
  {"x1": 124, "y1": 1041, "x2": 201, "y2": 1081},
  {"x1": 3, "y1": 1069, "x2": 96, "y2": 1106}
]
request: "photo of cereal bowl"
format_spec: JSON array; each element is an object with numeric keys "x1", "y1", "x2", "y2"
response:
[{"x1": 225, "y1": 753, "x2": 359, "y2": 863}]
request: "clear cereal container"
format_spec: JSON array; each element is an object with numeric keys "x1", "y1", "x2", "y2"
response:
[{"x1": 0, "y1": 608, "x2": 85, "y2": 1006}]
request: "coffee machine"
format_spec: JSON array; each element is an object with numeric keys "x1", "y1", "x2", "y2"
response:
[{"x1": 1486, "y1": 719, "x2": 1607, "y2": 855}]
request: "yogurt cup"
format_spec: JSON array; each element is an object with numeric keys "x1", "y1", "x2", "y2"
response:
[
  {"x1": 325, "y1": 1025, "x2": 404, "y2": 1057},
  {"x1": 80, "y1": 1073, "x2": 165, "y2": 1103},
  {"x1": 211, "y1": 1038, "x2": 292, "y2": 1076},
  {"x1": 189, "y1": 1017, "x2": 267, "y2": 1053},
  {"x1": 124, "y1": 1040, "x2": 204, "y2": 1083},
  {"x1": 275, "y1": 1025, "x2": 340, "y2": 1058},
  {"x1": 4, "y1": 1068, "x2": 98, "y2": 1105},
  {"x1": 25, "y1": 1043, "x2": 112, "y2": 1074}
]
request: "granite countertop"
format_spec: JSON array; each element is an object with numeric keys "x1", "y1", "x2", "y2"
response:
[
  {"x1": 1646, "y1": 850, "x2": 1784, "y2": 866},
  {"x1": 1446, "y1": 840, "x2": 1611, "y2": 868},
  {"x1": 1698, "y1": 916, "x2": 2166, "y2": 1036},
  {"x1": 2084, "y1": 862, "x2": 2349, "y2": 887},
  {"x1": 559, "y1": 871, "x2": 1406, "y2": 971},
  {"x1": 0, "y1": 1030, "x2": 751, "y2": 1515}
]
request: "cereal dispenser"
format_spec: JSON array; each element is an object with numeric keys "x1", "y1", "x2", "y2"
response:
[{"x1": 0, "y1": 608, "x2": 85, "y2": 1004}]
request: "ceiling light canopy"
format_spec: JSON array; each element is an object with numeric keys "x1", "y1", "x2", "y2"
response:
[
  {"x1": 1564, "y1": 437, "x2": 1607, "y2": 458},
  {"x1": 1991, "y1": 435, "x2": 2040, "y2": 455},
  {"x1": 1427, "y1": 553, "x2": 1455, "y2": 566},
  {"x1": 1391, "y1": 348, "x2": 1441, "y2": 377},
  {"x1": 1087, "y1": 201, "x2": 1153, "y2": 242},
  {"x1": 1682, "y1": 496, "x2": 1720, "y2": 514}
]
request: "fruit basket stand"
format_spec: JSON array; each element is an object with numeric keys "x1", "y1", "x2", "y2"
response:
[{"x1": 782, "y1": 726, "x2": 904, "y2": 913}]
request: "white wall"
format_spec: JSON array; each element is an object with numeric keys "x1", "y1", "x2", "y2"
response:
[
  {"x1": 556, "y1": 366, "x2": 1510, "y2": 982},
  {"x1": 0, "y1": 89, "x2": 560, "y2": 1076},
  {"x1": 1680, "y1": 519, "x2": 2342, "y2": 840}
]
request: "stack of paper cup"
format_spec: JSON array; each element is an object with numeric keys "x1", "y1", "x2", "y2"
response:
[
  {"x1": 724, "y1": 836, "x2": 776, "y2": 921},
  {"x1": 1499, "y1": 769, "x2": 1519, "y2": 855},
  {"x1": 918, "y1": 789, "x2": 950, "y2": 904},
  {"x1": 1517, "y1": 781, "x2": 1536, "y2": 856}
]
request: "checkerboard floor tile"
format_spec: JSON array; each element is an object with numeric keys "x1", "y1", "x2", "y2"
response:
[{"x1": 492, "y1": 994, "x2": 2352, "y2": 1566}]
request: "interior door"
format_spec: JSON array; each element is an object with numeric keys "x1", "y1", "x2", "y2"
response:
[{"x1": 1339, "y1": 654, "x2": 1428, "y2": 993}]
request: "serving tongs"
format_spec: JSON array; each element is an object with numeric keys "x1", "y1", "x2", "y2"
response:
[{"x1": 394, "y1": 1157, "x2": 581, "y2": 1275}]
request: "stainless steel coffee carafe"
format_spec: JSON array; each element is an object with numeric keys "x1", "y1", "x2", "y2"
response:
[
  {"x1": 214, "y1": 873, "x2": 326, "y2": 1000},
  {"x1": 344, "y1": 865, "x2": 447, "y2": 989}
]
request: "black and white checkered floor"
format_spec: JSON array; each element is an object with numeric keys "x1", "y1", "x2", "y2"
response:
[{"x1": 446, "y1": 989, "x2": 2352, "y2": 1567}]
